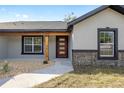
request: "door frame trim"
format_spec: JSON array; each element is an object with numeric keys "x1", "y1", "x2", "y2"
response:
[
  {"x1": 56, "y1": 36, "x2": 68, "y2": 58},
  {"x1": 97, "y1": 27, "x2": 118, "y2": 60}
]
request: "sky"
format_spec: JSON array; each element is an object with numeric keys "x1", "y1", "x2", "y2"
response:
[{"x1": 0, "y1": 5, "x2": 101, "y2": 22}]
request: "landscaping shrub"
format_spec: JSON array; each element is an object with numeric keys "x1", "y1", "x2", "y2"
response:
[{"x1": 3, "y1": 63, "x2": 9, "y2": 73}]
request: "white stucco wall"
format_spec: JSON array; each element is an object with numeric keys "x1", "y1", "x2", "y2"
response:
[
  {"x1": 49, "y1": 36, "x2": 56, "y2": 59},
  {"x1": 0, "y1": 36, "x2": 8, "y2": 59},
  {"x1": 72, "y1": 8, "x2": 124, "y2": 50},
  {"x1": 0, "y1": 35, "x2": 56, "y2": 60},
  {"x1": 68, "y1": 35, "x2": 72, "y2": 61},
  {"x1": 7, "y1": 36, "x2": 44, "y2": 59}
]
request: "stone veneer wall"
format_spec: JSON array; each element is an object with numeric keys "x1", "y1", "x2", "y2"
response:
[{"x1": 72, "y1": 50, "x2": 124, "y2": 72}]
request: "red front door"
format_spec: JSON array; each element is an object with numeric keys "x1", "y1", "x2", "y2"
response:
[{"x1": 56, "y1": 36, "x2": 68, "y2": 58}]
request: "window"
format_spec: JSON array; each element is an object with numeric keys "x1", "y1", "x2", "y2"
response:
[
  {"x1": 99, "y1": 31, "x2": 114, "y2": 57},
  {"x1": 98, "y1": 28, "x2": 118, "y2": 60},
  {"x1": 22, "y1": 36, "x2": 43, "y2": 54}
]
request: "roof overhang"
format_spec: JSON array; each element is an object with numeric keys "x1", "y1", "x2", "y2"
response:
[
  {"x1": 68, "y1": 5, "x2": 124, "y2": 27},
  {"x1": 0, "y1": 29, "x2": 68, "y2": 33}
]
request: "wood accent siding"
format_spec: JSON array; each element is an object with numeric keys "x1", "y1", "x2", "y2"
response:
[
  {"x1": 44, "y1": 35, "x2": 49, "y2": 61},
  {"x1": 0, "y1": 32, "x2": 70, "y2": 36}
]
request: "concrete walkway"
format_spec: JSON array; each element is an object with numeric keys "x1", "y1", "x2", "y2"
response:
[
  {"x1": 0, "y1": 77, "x2": 11, "y2": 86},
  {"x1": 0, "y1": 60, "x2": 73, "y2": 88}
]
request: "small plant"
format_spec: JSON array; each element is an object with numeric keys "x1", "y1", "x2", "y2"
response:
[
  {"x1": 3, "y1": 63, "x2": 9, "y2": 73},
  {"x1": 43, "y1": 60, "x2": 48, "y2": 64}
]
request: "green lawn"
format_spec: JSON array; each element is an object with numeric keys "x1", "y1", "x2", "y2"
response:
[{"x1": 34, "y1": 66, "x2": 124, "y2": 88}]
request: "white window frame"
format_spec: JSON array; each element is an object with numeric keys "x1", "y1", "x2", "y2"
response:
[
  {"x1": 23, "y1": 36, "x2": 43, "y2": 54},
  {"x1": 99, "y1": 31, "x2": 114, "y2": 57}
]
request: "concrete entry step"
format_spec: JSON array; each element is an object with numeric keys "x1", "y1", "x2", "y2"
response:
[{"x1": 52, "y1": 58, "x2": 72, "y2": 66}]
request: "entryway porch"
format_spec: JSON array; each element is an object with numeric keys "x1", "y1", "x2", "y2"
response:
[{"x1": 0, "y1": 31, "x2": 71, "y2": 63}]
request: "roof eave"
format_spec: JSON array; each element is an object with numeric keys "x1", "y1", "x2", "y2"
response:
[
  {"x1": 68, "y1": 5, "x2": 110, "y2": 26},
  {"x1": 0, "y1": 29, "x2": 68, "y2": 33}
]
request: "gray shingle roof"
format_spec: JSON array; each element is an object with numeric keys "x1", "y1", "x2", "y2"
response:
[
  {"x1": 1, "y1": 5, "x2": 124, "y2": 33},
  {"x1": 0, "y1": 21, "x2": 68, "y2": 32}
]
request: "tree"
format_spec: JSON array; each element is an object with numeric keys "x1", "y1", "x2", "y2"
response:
[{"x1": 63, "y1": 12, "x2": 77, "y2": 22}]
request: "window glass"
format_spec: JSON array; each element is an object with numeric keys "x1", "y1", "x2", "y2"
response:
[
  {"x1": 24, "y1": 37, "x2": 32, "y2": 44},
  {"x1": 24, "y1": 45, "x2": 32, "y2": 53},
  {"x1": 34, "y1": 45, "x2": 42, "y2": 53},
  {"x1": 99, "y1": 31, "x2": 114, "y2": 57},
  {"x1": 34, "y1": 37, "x2": 42, "y2": 44},
  {"x1": 23, "y1": 36, "x2": 43, "y2": 53}
]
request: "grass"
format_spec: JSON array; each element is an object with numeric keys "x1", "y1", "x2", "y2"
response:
[{"x1": 34, "y1": 66, "x2": 124, "y2": 88}]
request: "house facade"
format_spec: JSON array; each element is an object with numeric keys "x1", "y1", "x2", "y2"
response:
[
  {"x1": 0, "y1": 21, "x2": 71, "y2": 62},
  {"x1": 0, "y1": 5, "x2": 124, "y2": 71},
  {"x1": 70, "y1": 5, "x2": 124, "y2": 71}
]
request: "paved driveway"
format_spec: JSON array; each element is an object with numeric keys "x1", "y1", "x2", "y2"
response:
[{"x1": 0, "y1": 60, "x2": 73, "y2": 88}]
